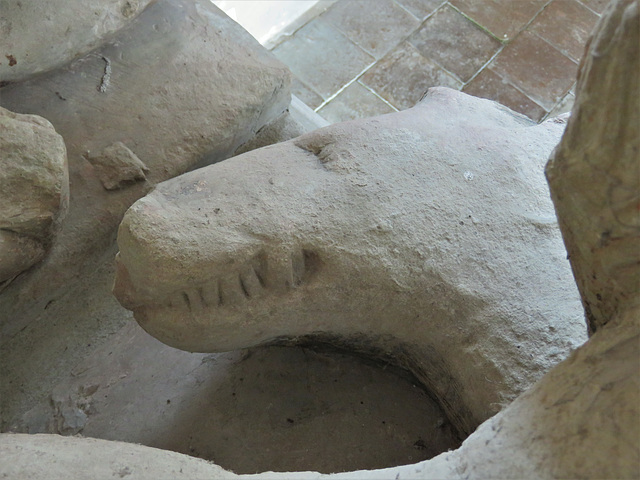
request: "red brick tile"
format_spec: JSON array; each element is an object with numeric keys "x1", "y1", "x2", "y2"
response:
[
  {"x1": 546, "y1": 91, "x2": 576, "y2": 119},
  {"x1": 361, "y1": 41, "x2": 462, "y2": 110},
  {"x1": 322, "y1": 0, "x2": 420, "y2": 59},
  {"x1": 577, "y1": 0, "x2": 610, "y2": 14},
  {"x1": 272, "y1": 19, "x2": 374, "y2": 100},
  {"x1": 408, "y1": 5, "x2": 501, "y2": 82},
  {"x1": 450, "y1": 0, "x2": 548, "y2": 41},
  {"x1": 530, "y1": 0, "x2": 600, "y2": 62},
  {"x1": 463, "y1": 68, "x2": 546, "y2": 121},
  {"x1": 395, "y1": 0, "x2": 445, "y2": 19},
  {"x1": 490, "y1": 31, "x2": 578, "y2": 110},
  {"x1": 317, "y1": 82, "x2": 395, "y2": 123},
  {"x1": 291, "y1": 78, "x2": 324, "y2": 110}
]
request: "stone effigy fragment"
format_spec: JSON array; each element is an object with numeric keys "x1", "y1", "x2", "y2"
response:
[
  {"x1": 1, "y1": 1, "x2": 637, "y2": 479},
  {"x1": 423, "y1": 4, "x2": 640, "y2": 475},
  {"x1": 114, "y1": 87, "x2": 587, "y2": 436},
  {"x1": 0, "y1": 107, "x2": 68, "y2": 283},
  {"x1": 546, "y1": 0, "x2": 640, "y2": 334},
  {"x1": 0, "y1": 0, "x2": 291, "y2": 326}
]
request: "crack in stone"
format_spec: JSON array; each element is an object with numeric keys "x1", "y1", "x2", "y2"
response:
[{"x1": 97, "y1": 55, "x2": 111, "y2": 93}]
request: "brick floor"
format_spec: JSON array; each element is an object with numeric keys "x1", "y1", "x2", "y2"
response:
[
  {"x1": 490, "y1": 30, "x2": 579, "y2": 111},
  {"x1": 271, "y1": 0, "x2": 601, "y2": 124},
  {"x1": 529, "y1": 0, "x2": 600, "y2": 62},
  {"x1": 272, "y1": 19, "x2": 374, "y2": 100},
  {"x1": 450, "y1": 0, "x2": 548, "y2": 41},
  {"x1": 463, "y1": 68, "x2": 547, "y2": 121},
  {"x1": 361, "y1": 41, "x2": 461, "y2": 110},
  {"x1": 322, "y1": 0, "x2": 420, "y2": 59},
  {"x1": 408, "y1": 5, "x2": 502, "y2": 82},
  {"x1": 317, "y1": 81, "x2": 395, "y2": 122}
]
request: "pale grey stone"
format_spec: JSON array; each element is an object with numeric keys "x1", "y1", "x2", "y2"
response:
[
  {"x1": 417, "y1": 306, "x2": 640, "y2": 480},
  {"x1": 289, "y1": 95, "x2": 331, "y2": 132},
  {"x1": 1, "y1": 2, "x2": 637, "y2": 480},
  {"x1": 0, "y1": 0, "x2": 291, "y2": 328},
  {"x1": 114, "y1": 87, "x2": 586, "y2": 437},
  {"x1": 382, "y1": 2, "x2": 640, "y2": 477},
  {"x1": 0, "y1": 231, "x2": 46, "y2": 286},
  {"x1": 85, "y1": 142, "x2": 149, "y2": 191},
  {"x1": 234, "y1": 97, "x2": 329, "y2": 156},
  {"x1": 0, "y1": 107, "x2": 68, "y2": 283},
  {"x1": 0, "y1": 434, "x2": 233, "y2": 479}
]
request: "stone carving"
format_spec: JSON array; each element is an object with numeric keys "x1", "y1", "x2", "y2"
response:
[
  {"x1": 0, "y1": 107, "x2": 68, "y2": 283},
  {"x1": 84, "y1": 142, "x2": 149, "y2": 191},
  {"x1": 1, "y1": 0, "x2": 637, "y2": 479},
  {"x1": 0, "y1": 0, "x2": 291, "y2": 329},
  {"x1": 234, "y1": 96, "x2": 330, "y2": 156},
  {"x1": 113, "y1": 86, "x2": 587, "y2": 436},
  {"x1": 416, "y1": 1, "x2": 640, "y2": 459},
  {"x1": 546, "y1": 0, "x2": 640, "y2": 334}
]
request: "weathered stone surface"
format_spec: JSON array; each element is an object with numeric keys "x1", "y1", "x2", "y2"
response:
[
  {"x1": 414, "y1": 1, "x2": 640, "y2": 477},
  {"x1": 419, "y1": 306, "x2": 640, "y2": 480},
  {"x1": 0, "y1": 433, "x2": 233, "y2": 480},
  {"x1": 84, "y1": 141, "x2": 149, "y2": 191},
  {"x1": 234, "y1": 96, "x2": 330, "y2": 156},
  {"x1": 0, "y1": 0, "x2": 153, "y2": 83},
  {"x1": 546, "y1": 0, "x2": 640, "y2": 334},
  {"x1": 0, "y1": 0, "x2": 290, "y2": 333},
  {"x1": 0, "y1": 231, "x2": 45, "y2": 284},
  {"x1": 114, "y1": 87, "x2": 586, "y2": 436},
  {"x1": 1, "y1": 304, "x2": 636, "y2": 480},
  {"x1": 0, "y1": 107, "x2": 68, "y2": 283},
  {"x1": 0, "y1": 0, "x2": 290, "y2": 186},
  {"x1": 1, "y1": 1, "x2": 637, "y2": 479}
]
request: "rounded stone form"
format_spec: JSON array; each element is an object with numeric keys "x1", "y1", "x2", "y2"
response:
[
  {"x1": 0, "y1": 231, "x2": 46, "y2": 283},
  {"x1": 2, "y1": 1, "x2": 637, "y2": 479},
  {"x1": 546, "y1": 0, "x2": 640, "y2": 334},
  {"x1": 0, "y1": 433, "x2": 231, "y2": 479},
  {"x1": 0, "y1": 0, "x2": 291, "y2": 326},
  {"x1": 0, "y1": 306, "x2": 637, "y2": 480},
  {"x1": 0, "y1": 0, "x2": 153, "y2": 83},
  {"x1": 0, "y1": 107, "x2": 68, "y2": 282},
  {"x1": 114, "y1": 87, "x2": 587, "y2": 436}
]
